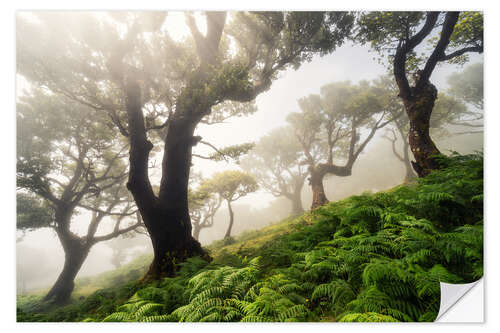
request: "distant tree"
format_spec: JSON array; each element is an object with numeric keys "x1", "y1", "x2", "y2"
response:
[
  {"x1": 356, "y1": 11, "x2": 483, "y2": 177},
  {"x1": 240, "y1": 127, "x2": 307, "y2": 216},
  {"x1": 287, "y1": 80, "x2": 397, "y2": 209},
  {"x1": 201, "y1": 171, "x2": 258, "y2": 239},
  {"x1": 448, "y1": 62, "x2": 483, "y2": 109},
  {"x1": 188, "y1": 186, "x2": 222, "y2": 241},
  {"x1": 107, "y1": 224, "x2": 150, "y2": 269},
  {"x1": 17, "y1": 90, "x2": 143, "y2": 304},
  {"x1": 17, "y1": 11, "x2": 354, "y2": 279},
  {"x1": 446, "y1": 62, "x2": 483, "y2": 134}
]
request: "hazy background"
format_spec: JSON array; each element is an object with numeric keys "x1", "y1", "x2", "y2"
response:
[{"x1": 15, "y1": 14, "x2": 483, "y2": 293}]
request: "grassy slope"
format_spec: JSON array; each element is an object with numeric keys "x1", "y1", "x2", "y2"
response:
[{"x1": 17, "y1": 153, "x2": 483, "y2": 322}]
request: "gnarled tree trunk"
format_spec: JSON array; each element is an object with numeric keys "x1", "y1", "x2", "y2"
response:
[
  {"x1": 145, "y1": 116, "x2": 208, "y2": 280},
  {"x1": 403, "y1": 82, "x2": 441, "y2": 177},
  {"x1": 224, "y1": 200, "x2": 234, "y2": 239},
  {"x1": 310, "y1": 168, "x2": 328, "y2": 209},
  {"x1": 402, "y1": 139, "x2": 417, "y2": 182},
  {"x1": 125, "y1": 79, "x2": 209, "y2": 282},
  {"x1": 43, "y1": 231, "x2": 89, "y2": 304}
]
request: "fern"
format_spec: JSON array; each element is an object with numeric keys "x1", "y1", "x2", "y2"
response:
[
  {"x1": 92, "y1": 153, "x2": 482, "y2": 323},
  {"x1": 339, "y1": 312, "x2": 399, "y2": 322}
]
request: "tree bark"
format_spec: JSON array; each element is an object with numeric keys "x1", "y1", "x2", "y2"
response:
[
  {"x1": 392, "y1": 13, "x2": 465, "y2": 178},
  {"x1": 402, "y1": 81, "x2": 441, "y2": 177},
  {"x1": 124, "y1": 80, "x2": 208, "y2": 281},
  {"x1": 43, "y1": 230, "x2": 89, "y2": 304},
  {"x1": 310, "y1": 168, "x2": 328, "y2": 209},
  {"x1": 139, "y1": 116, "x2": 208, "y2": 281},
  {"x1": 224, "y1": 200, "x2": 234, "y2": 239}
]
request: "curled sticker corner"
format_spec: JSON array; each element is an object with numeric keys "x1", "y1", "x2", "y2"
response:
[{"x1": 435, "y1": 278, "x2": 483, "y2": 322}]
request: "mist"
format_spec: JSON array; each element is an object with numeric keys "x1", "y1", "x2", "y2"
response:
[{"x1": 15, "y1": 11, "x2": 483, "y2": 314}]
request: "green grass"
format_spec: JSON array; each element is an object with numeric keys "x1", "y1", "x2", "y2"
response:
[{"x1": 17, "y1": 153, "x2": 483, "y2": 322}]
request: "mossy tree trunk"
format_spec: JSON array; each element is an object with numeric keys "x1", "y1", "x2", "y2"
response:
[
  {"x1": 402, "y1": 82, "x2": 441, "y2": 178},
  {"x1": 310, "y1": 168, "x2": 329, "y2": 210}
]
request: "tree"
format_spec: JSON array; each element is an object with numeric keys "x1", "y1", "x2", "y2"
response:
[
  {"x1": 287, "y1": 80, "x2": 397, "y2": 209},
  {"x1": 446, "y1": 62, "x2": 483, "y2": 134},
  {"x1": 448, "y1": 62, "x2": 483, "y2": 110},
  {"x1": 17, "y1": 11, "x2": 354, "y2": 279},
  {"x1": 240, "y1": 127, "x2": 307, "y2": 216},
  {"x1": 188, "y1": 183, "x2": 222, "y2": 241},
  {"x1": 201, "y1": 171, "x2": 258, "y2": 239},
  {"x1": 16, "y1": 90, "x2": 143, "y2": 304},
  {"x1": 356, "y1": 11, "x2": 483, "y2": 177},
  {"x1": 375, "y1": 76, "x2": 469, "y2": 182},
  {"x1": 107, "y1": 225, "x2": 150, "y2": 269}
]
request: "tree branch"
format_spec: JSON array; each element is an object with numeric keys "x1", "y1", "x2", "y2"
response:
[
  {"x1": 417, "y1": 12, "x2": 460, "y2": 91},
  {"x1": 440, "y1": 45, "x2": 483, "y2": 61},
  {"x1": 394, "y1": 12, "x2": 439, "y2": 99},
  {"x1": 90, "y1": 221, "x2": 144, "y2": 244}
]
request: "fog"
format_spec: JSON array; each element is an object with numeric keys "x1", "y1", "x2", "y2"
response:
[{"x1": 15, "y1": 12, "x2": 483, "y2": 293}]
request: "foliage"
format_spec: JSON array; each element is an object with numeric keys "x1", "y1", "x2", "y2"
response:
[
  {"x1": 16, "y1": 192, "x2": 53, "y2": 231},
  {"x1": 208, "y1": 143, "x2": 255, "y2": 162},
  {"x1": 201, "y1": 170, "x2": 258, "y2": 202},
  {"x1": 240, "y1": 126, "x2": 307, "y2": 214},
  {"x1": 355, "y1": 11, "x2": 483, "y2": 70}
]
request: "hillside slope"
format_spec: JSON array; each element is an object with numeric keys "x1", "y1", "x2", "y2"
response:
[{"x1": 17, "y1": 153, "x2": 483, "y2": 322}]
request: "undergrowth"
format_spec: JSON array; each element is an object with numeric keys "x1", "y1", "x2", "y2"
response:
[{"x1": 18, "y1": 153, "x2": 483, "y2": 322}]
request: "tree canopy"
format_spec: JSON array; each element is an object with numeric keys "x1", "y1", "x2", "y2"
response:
[
  {"x1": 355, "y1": 11, "x2": 483, "y2": 177},
  {"x1": 287, "y1": 79, "x2": 396, "y2": 208},
  {"x1": 201, "y1": 170, "x2": 258, "y2": 239},
  {"x1": 17, "y1": 11, "x2": 356, "y2": 278},
  {"x1": 16, "y1": 88, "x2": 143, "y2": 303},
  {"x1": 188, "y1": 175, "x2": 223, "y2": 241}
]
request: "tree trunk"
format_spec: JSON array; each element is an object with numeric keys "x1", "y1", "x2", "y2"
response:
[
  {"x1": 192, "y1": 224, "x2": 201, "y2": 241},
  {"x1": 403, "y1": 81, "x2": 441, "y2": 177},
  {"x1": 124, "y1": 80, "x2": 208, "y2": 281},
  {"x1": 402, "y1": 140, "x2": 417, "y2": 182},
  {"x1": 140, "y1": 116, "x2": 208, "y2": 281},
  {"x1": 141, "y1": 209, "x2": 206, "y2": 281},
  {"x1": 289, "y1": 190, "x2": 304, "y2": 216},
  {"x1": 224, "y1": 200, "x2": 234, "y2": 239},
  {"x1": 310, "y1": 169, "x2": 328, "y2": 209},
  {"x1": 43, "y1": 232, "x2": 89, "y2": 304}
]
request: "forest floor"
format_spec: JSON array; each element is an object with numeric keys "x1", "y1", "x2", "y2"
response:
[{"x1": 17, "y1": 153, "x2": 483, "y2": 322}]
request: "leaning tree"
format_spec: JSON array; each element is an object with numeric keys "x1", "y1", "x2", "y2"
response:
[
  {"x1": 356, "y1": 11, "x2": 483, "y2": 177},
  {"x1": 201, "y1": 170, "x2": 258, "y2": 239},
  {"x1": 287, "y1": 80, "x2": 399, "y2": 209},
  {"x1": 17, "y1": 11, "x2": 354, "y2": 279},
  {"x1": 17, "y1": 89, "x2": 143, "y2": 304},
  {"x1": 240, "y1": 126, "x2": 308, "y2": 216}
]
